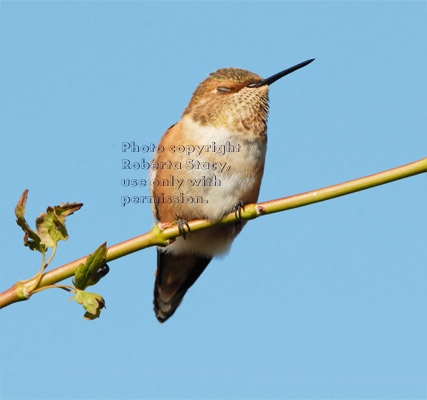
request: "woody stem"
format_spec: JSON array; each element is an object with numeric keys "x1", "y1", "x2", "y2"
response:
[{"x1": 0, "y1": 156, "x2": 426, "y2": 310}]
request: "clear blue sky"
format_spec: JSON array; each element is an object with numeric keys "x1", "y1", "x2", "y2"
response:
[{"x1": 1, "y1": 1, "x2": 426, "y2": 399}]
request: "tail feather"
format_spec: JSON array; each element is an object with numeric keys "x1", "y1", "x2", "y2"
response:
[{"x1": 153, "y1": 249, "x2": 212, "y2": 323}]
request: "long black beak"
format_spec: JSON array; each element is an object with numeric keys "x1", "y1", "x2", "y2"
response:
[{"x1": 248, "y1": 58, "x2": 315, "y2": 88}]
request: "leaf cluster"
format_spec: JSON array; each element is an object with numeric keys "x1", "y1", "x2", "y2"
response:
[
  {"x1": 15, "y1": 189, "x2": 83, "y2": 252},
  {"x1": 14, "y1": 190, "x2": 108, "y2": 319}
]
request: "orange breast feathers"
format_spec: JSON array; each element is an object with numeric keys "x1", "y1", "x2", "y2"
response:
[{"x1": 149, "y1": 119, "x2": 267, "y2": 224}]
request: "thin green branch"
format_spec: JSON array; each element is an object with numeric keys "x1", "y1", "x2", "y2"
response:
[
  {"x1": 27, "y1": 243, "x2": 57, "y2": 295},
  {"x1": 1, "y1": 156, "x2": 426, "y2": 310},
  {"x1": 30, "y1": 284, "x2": 76, "y2": 295}
]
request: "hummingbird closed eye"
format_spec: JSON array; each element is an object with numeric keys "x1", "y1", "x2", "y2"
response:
[{"x1": 149, "y1": 59, "x2": 314, "y2": 322}]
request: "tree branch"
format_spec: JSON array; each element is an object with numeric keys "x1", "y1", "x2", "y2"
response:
[{"x1": 1, "y1": 156, "x2": 426, "y2": 310}]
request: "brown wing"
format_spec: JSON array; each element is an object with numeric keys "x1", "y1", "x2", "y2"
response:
[{"x1": 154, "y1": 249, "x2": 212, "y2": 323}]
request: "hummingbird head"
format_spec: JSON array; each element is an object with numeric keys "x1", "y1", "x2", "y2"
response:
[
  {"x1": 182, "y1": 59, "x2": 315, "y2": 137},
  {"x1": 183, "y1": 68, "x2": 269, "y2": 136}
]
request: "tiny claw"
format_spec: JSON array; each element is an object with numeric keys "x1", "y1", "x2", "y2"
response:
[
  {"x1": 233, "y1": 201, "x2": 245, "y2": 220},
  {"x1": 176, "y1": 219, "x2": 191, "y2": 240}
]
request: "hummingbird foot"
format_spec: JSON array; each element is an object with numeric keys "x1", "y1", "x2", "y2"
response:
[
  {"x1": 176, "y1": 219, "x2": 191, "y2": 240},
  {"x1": 232, "y1": 201, "x2": 245, "y2": 220}
]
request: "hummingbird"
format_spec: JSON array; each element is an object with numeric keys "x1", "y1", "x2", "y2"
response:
[{"x1": 150, "y1": 59, "x2": 314, "y2": 322}]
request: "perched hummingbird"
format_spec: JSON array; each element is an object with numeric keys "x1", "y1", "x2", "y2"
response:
[{"x1": 150, "y1": 59, "x2": 314, "y2": 322}]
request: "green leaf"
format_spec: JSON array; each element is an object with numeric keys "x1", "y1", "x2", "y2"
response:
[
  {"x1": 70, "y1": 290, "x2": 105, "y2": 320},
  {"x1": 35, "y1": 202, "x2": 83, "y2": 247},
  {"x1": 73, "y1": 242, "x2": 108, "y2": 290},
  {"x1": 15, "y1": 190, "x2": 46, "y2": 253}
]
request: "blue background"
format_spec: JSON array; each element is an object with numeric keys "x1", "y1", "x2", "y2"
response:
[{"x1": 1, "y1": 1, "x2": 426, "y2": 399}]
